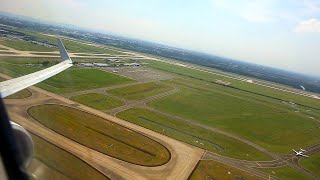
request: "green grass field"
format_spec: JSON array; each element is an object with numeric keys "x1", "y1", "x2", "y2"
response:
[
  {"x1": 0, "y1": 62, "x2": 43, "y2": 78},
  {"x1": 0, "y1": 57, "x2": 59, "y2": 64},
  {"x1": 0, "y1": 40, "x2": 55, "y2": 51},
  {"x1": 38, "y1": 69, "x2": 135, "y2": 94},
  {"x1": 189, "y1": 160, "x2": 262, "y2": 180},
  {"x1": 18, "y1": 29, "x2": 123, "y2": 54},
  {"x1": 107, "y1": 82, "x2": 173, "y2": 100},
  {"x1": 0, "y1": 56, "x2": 105, "y2": 64},
  {"x1": 145, "y1": 59, "x2": 320, "y2": 109},
  {"x1": 1, "y1": 27, "x2": 125, "y2": 55},
  {"x1": 6, "y1": 89, "x2": 32, "y2": 99},
  {"x1": 116, "y1": 108, "x2": 271, "y2": 160},
  {"x1": 147, "y1": 78, "x2": 320, "y2": 154},
  {"x1": 29, "y1": 133, "x2": 108, "y2": 180},
  {"x1": 0, "y1": 51, "x2": 16, "y2": 54},
  {"x1": 28, "y1": 104, "x2": 170, "y2": 166},
  {"x1": 30, "y1": 52, "x2": 59, "y2": 56},
  {"x1": 300, "y1": 153, "x2": 320, "y2": 176},
  {"x1": 62, "y1": 40, "x2": 122, "y2": 54},
  {"x1": 75, "y1": 53, "x2": 110, "y2": 56},
  {"x1": 73, "y1": 58, "x2": 106, "y2": 63},
  {"x1": 259, "y1": 166, "x2": 313, "y2": 180},
  {"x1": 70, "y1": 93, "x2": 125, "y2": 110}
]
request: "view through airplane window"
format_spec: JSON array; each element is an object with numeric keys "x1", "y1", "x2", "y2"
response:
[{"x1": 0, "y1": 1, "x2": 320, "y2": 180}]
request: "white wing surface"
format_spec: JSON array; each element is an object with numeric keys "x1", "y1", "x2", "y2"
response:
[{"x1": 0, "y1": 38, "x2": 73, "y2": 98}]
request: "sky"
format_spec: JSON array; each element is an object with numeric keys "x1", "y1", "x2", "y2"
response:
[{"x1": 1, "y1": 0, "x2": 320, "y2": 77}]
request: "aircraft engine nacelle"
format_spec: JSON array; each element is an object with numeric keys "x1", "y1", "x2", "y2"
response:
[{"x1": 10, "y1": 122, "x2": 33, "y2": 169}]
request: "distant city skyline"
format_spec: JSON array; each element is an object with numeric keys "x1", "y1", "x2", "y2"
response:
[{"x1": 1, "y1": 0, "x2": 320, "y2": 77}]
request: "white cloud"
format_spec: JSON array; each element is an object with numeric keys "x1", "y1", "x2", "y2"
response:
[{"x1": 294, "y1": 18, "x2": 320, "y2": 33}]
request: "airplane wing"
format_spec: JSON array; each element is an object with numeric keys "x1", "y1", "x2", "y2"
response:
[
  {"x1": 0, "y1": 38, "x2": 73, "y2": 98},
  {"x1": 301, "y1": 154, "x2": 309, "y2": 158},
  {"x1": 293, "y1": 149, "x2": 298, "y2": 153}
]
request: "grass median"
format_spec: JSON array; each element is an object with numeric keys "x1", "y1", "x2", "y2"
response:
[
  {"x1": 117, "y1": 108, "x2": 272, "y2": 160},
  {"x1": 28, "y1": 104, "x2": 170, "y2": 166},
  {"x1": 29, "y1": 133, "x2": 108, "y2": 180},
  {"x1": 145, "y1": 59, "x2": 320, "y2": 109},
  {"x1": 0, "y1": 39, "x2": 55, "y2": 51},
  {"x1": 148, "y1": 78, "x2": 320, "y2": 154},
  {"x1": 300, "y1": 153, "x2": 320, "y2": 177},
  {"x1": 70, "y1": 93, "x2": 125, "y2": 110},
  {"x1": 107, "y1": 82, "x2": 173, "y2": 100},
  {"x1": 258, "y1": 166, "x2": 313, "y2": 180},
  {"x1": 189, "y1": 160, "x2": 262, "y2": 180}
]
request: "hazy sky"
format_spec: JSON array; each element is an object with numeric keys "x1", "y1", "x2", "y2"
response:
[{"x1": 1, "y1": 0, "x2": 320, "y2": 76}]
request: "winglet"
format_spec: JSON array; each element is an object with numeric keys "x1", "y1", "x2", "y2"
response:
[{"x1": 56, "y1": 38, "x2": 72, "y2": 63}]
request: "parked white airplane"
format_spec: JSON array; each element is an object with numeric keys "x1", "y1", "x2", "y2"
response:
[{"x1": 293, "y1": 148, "x2": 309, "y2": 157}]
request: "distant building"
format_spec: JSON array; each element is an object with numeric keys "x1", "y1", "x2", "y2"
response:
[
  {"x1": 106, "y1": 58, "x2": 120, "y2": 63},
  {"x1": 93, "y1": 63, "x2": 109, "y2": 67},
  {"x1": 124, "y1": 63, "x2": 140, "y2": 67},
  {"x1": 79, "y1": 63, "x2": 109, "y2": 67},
  {"x1": 79, "y1": 63, "x2": 94, "y2": 67}
]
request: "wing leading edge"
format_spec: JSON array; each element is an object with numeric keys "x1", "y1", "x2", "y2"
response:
[{"x1": 0, "y1": 38, "x2": 73, "y2": 98}]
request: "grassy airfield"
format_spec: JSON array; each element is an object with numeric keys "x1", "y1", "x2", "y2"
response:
[
  {"x1": 29, "y1": 134, "x2": 108, "y2": 180},
  {"x1": 259, "y1": 166, "x2": 313, "y2": 180},
  {"x1": 28, "y1": 104, "x2": 170, "y2": 166},
  {"x1": 0, "y1": 39, "x2": 55, "y2": 52},
  {"x1": 146, "y1": 59, "x2": 320, "y2": 109},
  {"x1": 21, "y1": 29, "x2": 123, "y2": 55},
  {"x1": 1, "y1": 32, "x2": 320, "y2": 179},
  {"x1": 30, "y1": 52, "x2": 59, "y2": 56},
  {"x1": 139, "y1": 60, "x2": 320, "y2": 154},
  {"x1": 107, "y1": 82, "x2": 173, "y2": 100},
  {"x1": 70, "y1": 93, "x2": 125, "y2": 110},
  {"x1": 117, "y1": 108, "x2": 271, "y2": 160},
  {"x1": 189, "y1": 160, "x2": 262, "y2": 180},
  {"x1": 1, "y1": 27, "x2": 123, "y2": 55},
  {"x1": 148, "y1": 78, "x2": 320, "y2": 153},
  {"x1": 63, "y1": 39, "x2": 122, "y2": 54},
  {"x1": 6, "y1": 89, "x2": 32, "y2": 99},
  {"x1": 300, "y1": 153, "x2": 320, "y2": 176},
  {"x1": 0, "y1": 51, "x2": 17, "y2": 54},
  {"x1": 38, "y1": 68, "x2": 134, "y2": 94}
]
